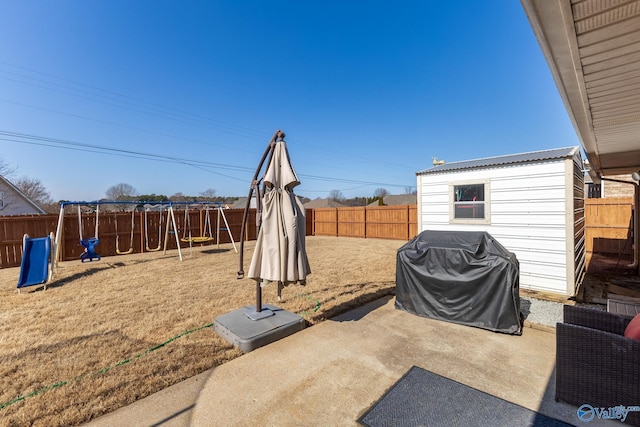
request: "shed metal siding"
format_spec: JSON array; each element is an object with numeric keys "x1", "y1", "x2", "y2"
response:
[{"x1": 418, "y1": 159, "x2": 579, "y2": 295}]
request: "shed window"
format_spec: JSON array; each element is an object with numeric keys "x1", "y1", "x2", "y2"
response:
[{"x1": 450, "y1": 181, "x2": 490, "y2": 224}]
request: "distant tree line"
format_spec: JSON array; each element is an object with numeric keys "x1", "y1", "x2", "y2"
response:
[
  {"x1": 2, "y1": 156, "x2": 416, "y2": 215},
  {"x1": 325, "y1": 187, "x2": 415, "y2": 206},
  {"x1": 103, "y1": 183, "x2": 240, "y2": 211}
]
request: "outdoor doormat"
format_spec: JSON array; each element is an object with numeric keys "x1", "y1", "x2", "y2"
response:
[{"x1": 358, "y1": 366, "x2": 573, "y2": 427}]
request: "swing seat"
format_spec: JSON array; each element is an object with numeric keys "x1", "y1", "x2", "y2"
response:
[
  {"x1": 181, "y1": 236, "x2": 214, "y2": 244},
  {"x1": 80, "y1": 237, "x2": 101, "y2": 262},
  {"x1": 115, "y1": 236, "x2": 134, "y2": 255}
]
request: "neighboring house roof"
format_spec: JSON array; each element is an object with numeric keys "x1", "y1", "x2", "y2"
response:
[
  {"x1": 231, "y1": 197, "x2": 257, "y2": 209},
  {"x1": 303, "y1": 198, "x2": 346, "y2": 209},
  {"x1": 0, "y1": 175, "x2": 46, "y2": 215},
  {"x1": 382, "y1": 194, "x2": 416, "y2": 206},
  {"x1": 367, "y1": 194, "x2": 416, "y2": 207},
  {"x1": 417, "y1": 146, "x2": 580, "y2": 176}
]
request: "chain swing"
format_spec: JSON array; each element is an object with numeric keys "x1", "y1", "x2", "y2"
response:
[
  {"x1": 144, "y1": 206, "x2": 164, "y2": 252},
  {"x1": 115, "y1": 208, "x2": 135, "y2": 255},
  {"x1": 78, "y1": 205, "x2": 100, "y2": 262}
]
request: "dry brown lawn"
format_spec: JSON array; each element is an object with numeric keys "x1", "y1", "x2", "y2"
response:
[{"x1": 0, "y1": 236, "x2": 404, "y2": 426}]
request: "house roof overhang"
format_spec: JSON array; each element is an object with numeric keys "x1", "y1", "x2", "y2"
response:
[{"x1": 521, "y1": 0, "x2": 640, "y2": 184}]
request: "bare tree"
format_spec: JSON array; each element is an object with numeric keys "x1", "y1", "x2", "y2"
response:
[
  {"x1": 170, "y1": 192, "x2": 188, "y2": 202},
  {"x1": 199, "y1": 188, "x2": 217, "y2": 201},
  {"x1": 14, "y1": 177, "x2": 53, "y2": 206},
  {"x1": 105, "y1": 183, "x2": 137, "y2": 211},
  {"x1": 0, "y1": 158, "x2": 16, "y2": 178},
  {"x1": 106, "y1": 183, "x2": 137, "y2": 200},
  {"x1": 373, "y1": 188, "x2": 389, "y2": 198},
  {"x1": 328, "y1": 189, "x2": 344, "y2": 202}
]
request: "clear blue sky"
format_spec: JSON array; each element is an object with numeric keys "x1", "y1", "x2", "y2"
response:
[{"x1": 0, "y1": 1, "x2": 580, "y2": 202}]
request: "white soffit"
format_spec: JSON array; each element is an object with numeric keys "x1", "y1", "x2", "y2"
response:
[{"x1": 522, "y1": 0, "x2": 640, "y2": 179}]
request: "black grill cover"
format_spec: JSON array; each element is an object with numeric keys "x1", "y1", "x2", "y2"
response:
[{"x1": 395, "y1": 230, "x2": 522, "y2": 335}]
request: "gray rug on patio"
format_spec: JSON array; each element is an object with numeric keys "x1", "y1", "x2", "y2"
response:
[{"x1": 358, "y1": 366, "x2": 573, "y2": 427}]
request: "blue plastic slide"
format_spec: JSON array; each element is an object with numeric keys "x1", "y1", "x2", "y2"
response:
[{"x1": 17, "y1": 234, "x2": 51, "y2": 289}]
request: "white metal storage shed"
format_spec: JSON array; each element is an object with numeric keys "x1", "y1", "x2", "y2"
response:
[{"x1": 416, "y1": 146, "x2": 585, "y2": 296}]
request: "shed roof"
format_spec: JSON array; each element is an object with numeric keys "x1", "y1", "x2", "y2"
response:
[{"x1": 417, "y1": 146, "x2": 580, "y2": 176}]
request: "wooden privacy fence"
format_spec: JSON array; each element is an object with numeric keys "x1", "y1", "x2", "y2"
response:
[
  {"x1": 0, "y1": 200, "x2": 633, "y2": 268},
  {"x1": 313, "y1": 200, "x2": 635, "y2": 255},
  {"x1": 0, "y1": 209, "x2": 258, "y2": 268},
  {"x1": 0, "y1": 214, "x2": 59, "y2": 269},
  {"x1": 312, "y1": 205, "x2": 418, "y2": 240},
  {"x1": 585, "y1": 197, "x2": 634, "y2": 256}
]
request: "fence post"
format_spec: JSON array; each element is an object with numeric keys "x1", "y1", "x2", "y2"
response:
[
  {"x1": 139, "y1": 211, "x2": 144, "y2": 253},
  {"x1": 406, "y1": 205, "x2": 410, "y2": 240},
  {"x1": 364, "y1": 206, "x2": 368, "y2": 239}
]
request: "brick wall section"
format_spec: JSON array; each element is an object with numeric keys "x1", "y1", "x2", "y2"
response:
[{"x1": 603, "y1": 175, "x2": 635, "y2": 198}]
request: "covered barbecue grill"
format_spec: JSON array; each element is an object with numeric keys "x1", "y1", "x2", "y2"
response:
[{"x1": 395, "y1": 230, "x2": 522, "y2": 335}]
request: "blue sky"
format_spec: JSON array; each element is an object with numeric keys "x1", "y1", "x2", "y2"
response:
[{"x1": 0, "y1": 1, "x2": 580, "y2": 202}]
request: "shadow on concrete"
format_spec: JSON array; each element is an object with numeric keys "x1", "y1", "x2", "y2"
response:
[
  {"x1": 149, "y1": 404, "x2": 194, "y2": 427},
  {"x1": 329, "y1": 294, "x2": 393, "y2": 322}
]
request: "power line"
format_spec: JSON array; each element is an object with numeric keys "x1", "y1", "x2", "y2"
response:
[
  {"x1": 0, "y1": 97, "x2": 250, "y2": 153},
  {"x1": 0, "y1": 131, "x2": 249, "y2": 171},
  {"x1": 0, "y1": 130, "x2": 413, "y2": 189},
  {"x1": 0, "y1": 61, "x2": 413, "y2": 174},
  {"x1": 0, "y1": 61, "x2": 267, "y2": 141}
]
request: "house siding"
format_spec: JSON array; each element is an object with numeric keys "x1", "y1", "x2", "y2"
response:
[
  {"x1": 418, "y1": 157, "x2": 582, "y2": 295},
  {"x1": 0, "y1": 179, "x2": 45, "y2": 216}
]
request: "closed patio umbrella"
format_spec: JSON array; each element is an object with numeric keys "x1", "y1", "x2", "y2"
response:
[{"x1": 238, "y1": 129, "x2": 311, "y2": 320}]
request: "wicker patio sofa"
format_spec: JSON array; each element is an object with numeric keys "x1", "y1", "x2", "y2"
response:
[{"x1": 556, "y1": 305, "x2": 640, "y2": 426}]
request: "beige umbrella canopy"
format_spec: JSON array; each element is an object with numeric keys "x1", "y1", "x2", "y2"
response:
[
  {"x1": 248, "y1": 136, "x2": 310, "y2": 288},
  {"x1": 237, "y1": 129, "x2": 310, "y2": 320}
]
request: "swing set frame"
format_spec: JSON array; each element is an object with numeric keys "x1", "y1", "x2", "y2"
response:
[
  {"x1": 53, "y1": 200, "x2": 237, "y2": 268},
  {"x1": 164, "y1": 202, "x2": 237, "y2": 260}
]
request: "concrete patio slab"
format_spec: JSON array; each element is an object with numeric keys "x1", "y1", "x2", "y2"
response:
[
  {"x1": 86, "y1": 297, "x2": 623, "y2": 426},
  {"x1": 191, "y1": 297, "x2": 620, "y2": 426}
]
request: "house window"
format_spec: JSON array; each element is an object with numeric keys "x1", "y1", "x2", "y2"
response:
[
  {"x1": 0, "y1": 191, "x2": 3, "y2": 209},
  {"x1": 587, "y1": 183, "x2": 601, "y2": 198},
  {"x1": 450, "y1": 181, "x2": 490, "y2": 224}
]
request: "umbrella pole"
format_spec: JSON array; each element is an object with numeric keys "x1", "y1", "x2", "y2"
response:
[{"x1": 256, "y1": 281, "x2": 263, "y2": 313}]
